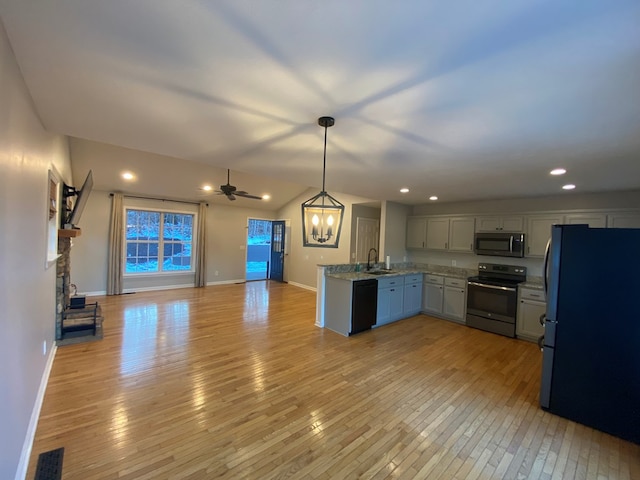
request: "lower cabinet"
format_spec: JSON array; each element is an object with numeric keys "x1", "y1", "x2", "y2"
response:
[
  {"x1": 422, "y1": 274, "x2": 467, "y2": 324},
  {"x1": 376, "y1": 276, "x2": 405, "y2": 326},
  {"x1": 403, "y1": 275, "x2": 423, "y2": 316},
  {"x1": 516, "y1": 287, "x2": 546, "y2": 342},
  {"x1": 422, "y1": 275, "x2": 444, "y2": 314}
]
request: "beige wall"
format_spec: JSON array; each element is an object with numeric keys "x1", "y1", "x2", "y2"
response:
[
  {"x1": 71, "y1": 190, "x2": 276, "y2": 294},
  {"x1": 277, "y1": 188, "x2": 379, "y2": 289},
  {"x1": 349, "y1": 204, "x2": 381, "y2": 262},
  {"x1": 408, "y1": 190, "x2": 640, "y2": 277},
  {"x1": 380, "y1": 201, "x2": 411, "y2": 262},
  {"x1": 0, "y1": 20, "x2": 73, "y2": 479}
]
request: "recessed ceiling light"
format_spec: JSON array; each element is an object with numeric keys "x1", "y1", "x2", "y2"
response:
[
  {"x1": 202, "y1": 185, "x2": 213, "y2": 191},
  {"x1": 122, "y1": 171, "x2": 135, "y2": 180},
  {"x1": 550, "y1": 168, "x2": 567, "y2": 176},
  {"x1": 262, "y1": 194, "x2": 271, "y2": 200},
  {"x1": 429, "y1": 196, "x2": 438, "y2": 201},
  {"x1": 562, "y1": 184, "x2": 576, "y2": 190},
  {"x1": 400, "y1": 188, "x2": 409, "y2": 193}
]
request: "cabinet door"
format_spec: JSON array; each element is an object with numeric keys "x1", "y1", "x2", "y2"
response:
[
  {"x1": 422, "y1": 282, "x2": 443, "y2": 314},
  {"x1": 476, "y1": 216, "x2": 523, "y2": 232},
  {"x1": 607, "y1": 213, "x2": 640, "y2": 228},
  {"x1": 526, "y1": 215, "x2": 563, "y2": 257},
  {"x1": 426, "y1": 218, "x2": 449, "y2": 250},
  {"x1": 376, "y1": 288, "x2": 392, "y2": 325},
  {"x1": 389, "y1": 286, "x2": 404, "y2": 321},
  {"x1": 406, "y1": 217, "x2": 427, "y2": 249},
  {"x1": 501, "y1": 216, "x2": 524, "y2": 232},
  {"x1": 476, "y1": 216, "x2": 502, "y2": 231},
  {"x1": 564, "y1": 213, "x2": 606, "y2": 228},
  {"x1": 448, "y1": 217, "x2": 475, "y2": 252},
  {"x1": 516, "y1": 299, "x2": 546, "y2": 341},
  {"x1": 403, "y1": 282, "x2": 422, "y2": 316},
  {"x1": 443, "y1": 286, "x2": 466, "y2": 321}
]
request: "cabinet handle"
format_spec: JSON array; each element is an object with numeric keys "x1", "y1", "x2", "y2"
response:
[
  {"x1": 390, "y1": 289, "x2": 395, "y2": 292},
  {"x1": 445, "y1": 242, "x2": 448, "y2": 249}
]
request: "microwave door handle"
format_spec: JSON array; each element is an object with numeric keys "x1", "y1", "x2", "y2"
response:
[
  {"x1": 509, "y1": 235, "x2": 513, "y2": 252},
  {"x1": 543, "y1": 238, "x2": 551, "y2": 297}
]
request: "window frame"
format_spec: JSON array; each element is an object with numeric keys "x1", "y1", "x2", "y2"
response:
[{"x1": 123, "y1": 206, "x2": 197, "y2": 276}]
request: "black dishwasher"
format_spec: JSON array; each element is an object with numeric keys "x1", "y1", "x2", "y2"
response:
[{"x1": 351, "y1": 279, "x2": 378, "y2": 335}]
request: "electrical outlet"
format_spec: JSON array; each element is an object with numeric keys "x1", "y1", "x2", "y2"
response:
[
  {"x1": 214, "y1": 270, "x2": 219, "y2": 276},
  {"x1": 452, "y1": 260, "x2": 457, "y2": 267},
  {"x1": 42, "y1": 340, "x2": 47, "y2": 355}
]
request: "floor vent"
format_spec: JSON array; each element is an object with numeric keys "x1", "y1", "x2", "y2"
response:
[{"x1": 34, "y1": 447, "x2": 64, "y2": 480}]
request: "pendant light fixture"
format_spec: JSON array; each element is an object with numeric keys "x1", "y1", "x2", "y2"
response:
[{"x1": 301, "y1": 116, "x2": 344, "y2": 248}]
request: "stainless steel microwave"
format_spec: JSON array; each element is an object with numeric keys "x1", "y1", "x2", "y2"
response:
[{"x1": 474, "y1": 232, "x2": 525, "y2": 258}]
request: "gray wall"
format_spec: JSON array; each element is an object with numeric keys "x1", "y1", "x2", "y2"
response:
[{"x1": 0, "y1": 20, "x2": 73, "y2": 479}]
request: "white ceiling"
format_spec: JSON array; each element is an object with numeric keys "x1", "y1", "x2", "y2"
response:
[{"x1": 2, "y1": 1, "x2": 640, "y2": 208}]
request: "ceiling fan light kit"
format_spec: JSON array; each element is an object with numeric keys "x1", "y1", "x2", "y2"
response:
[{"x1": 301, "y1": 116, "x2": 344, "y2": 248}]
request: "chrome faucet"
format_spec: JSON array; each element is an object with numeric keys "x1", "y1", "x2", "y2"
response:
[{"x1": 366, "y1": 248, "x2": 378, "y2": 271}]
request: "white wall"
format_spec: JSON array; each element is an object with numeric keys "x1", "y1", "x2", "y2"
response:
[{"x1": 0, "y1": 20, "x2": 73, "y2": 480}]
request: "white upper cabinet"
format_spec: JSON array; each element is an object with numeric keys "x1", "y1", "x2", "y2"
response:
[
  {"x1": 607, "y1": 213, "x2": 640, "y2": 229},
  {"x1": 406, "y1": 217, "x2": 427, "y2": 249},
  {"x1": 526, "y1": 215, "x2": 564, "y2": 257},
  {"x1": 448, "y1": 217, "x2": 475, "y2": 252},
  {"x1": 476, "y1": 215, "x2": 524, "y2": 232},
  {"x1": 426, "y1": 218, "x2": 450, "y2": 250},
  {"x1": 564, "y1": 213, "x2": 607, "y2": 228}
]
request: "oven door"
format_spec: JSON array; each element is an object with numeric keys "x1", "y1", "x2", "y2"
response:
[{"x1": 467, "y1": 281, "x2": 518, "y2": 322}]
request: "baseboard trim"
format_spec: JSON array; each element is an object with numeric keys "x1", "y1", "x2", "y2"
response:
[
  {"x1": 287, "y1": 281, "x2": 316, "y2": 292},
  {"x1": 82, "y1": 290, "x2": 107, "y2": 297},
  {"x1": 206, "y1": 279, "x2": 246, "y2": 286},
  {"x1": 15, "y1": 343, "x2": 57, "y2": 480},
  {"x1": 122, "y1": 283, "x2": 195, "y2": 294}
]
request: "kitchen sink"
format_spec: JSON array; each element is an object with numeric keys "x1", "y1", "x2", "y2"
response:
[{"x1": 366, "y1": 270, "x2": 394, "y2": 275}]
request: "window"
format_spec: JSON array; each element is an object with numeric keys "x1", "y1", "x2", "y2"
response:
[{"x1": 125, "y1": 209, "x2": 194, "y2": 274}]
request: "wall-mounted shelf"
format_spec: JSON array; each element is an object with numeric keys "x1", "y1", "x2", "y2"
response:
[{"x1": 58, "y1": 228, "x2": 82, "y2": 238}]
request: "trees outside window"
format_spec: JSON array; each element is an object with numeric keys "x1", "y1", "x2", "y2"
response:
[{"x1": 126, "y1": 209, "x2": 194, "y2": 274}]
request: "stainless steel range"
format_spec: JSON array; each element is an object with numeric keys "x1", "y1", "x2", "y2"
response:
[{"x1": 466, "y1": 263, "x2": 527, "y2": 338}]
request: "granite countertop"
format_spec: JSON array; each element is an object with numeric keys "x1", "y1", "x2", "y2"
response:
[
  {"x1": 520, "y1": 280, "x2": 544, "y2": 290},
  {"x1": 325, "y1": 263, "x2": 474, "y2": 282},
  {"x1": 325, "y1": 263, "x2": 545, "y2": 288}
]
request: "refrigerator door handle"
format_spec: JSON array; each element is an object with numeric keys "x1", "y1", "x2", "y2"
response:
[{"x1": 543, "y1": 238, "x2": 551, "y2": 298}]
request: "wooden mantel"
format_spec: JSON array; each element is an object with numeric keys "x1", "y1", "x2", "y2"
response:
[{"x1": 58, "y1": 228, "x2": 82, "y2": 238}]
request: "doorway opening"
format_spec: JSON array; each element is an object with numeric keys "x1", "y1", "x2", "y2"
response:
[{"x1": 246, "y1": 219, "x2": 272, "y2": 281}]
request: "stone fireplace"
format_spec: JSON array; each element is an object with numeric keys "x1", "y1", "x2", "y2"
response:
[{"x1": 55, "y1": 236, "x2": 72, "y2": 339}]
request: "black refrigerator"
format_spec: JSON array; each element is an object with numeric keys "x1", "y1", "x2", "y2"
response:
[{"x1": 540, "y1": 224, "x2": 640, "y2": 444}]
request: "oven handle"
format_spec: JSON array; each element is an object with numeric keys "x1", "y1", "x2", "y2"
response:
[{"x1": 468, "y1": 281, "x2": 517, "y2": 292}]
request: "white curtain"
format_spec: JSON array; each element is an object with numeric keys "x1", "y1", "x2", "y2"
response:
[
  {"x1": 107, "y1": 193, "x2": 124, "y2": 295},
  {"x1": 195, "y1": 202, "x2": 207, "y2": 287}
]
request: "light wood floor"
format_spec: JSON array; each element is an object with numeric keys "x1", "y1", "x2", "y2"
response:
[{"x1": 28, "y1": 282, "x2": 639, "y2": 479}]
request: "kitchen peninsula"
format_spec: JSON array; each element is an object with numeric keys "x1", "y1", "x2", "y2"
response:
[{"x1": 319, "y1": 263, "x2": 475, "y2": 336}]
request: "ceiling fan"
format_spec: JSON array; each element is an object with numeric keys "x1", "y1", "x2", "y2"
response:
[{"x1": 214, "y1": 169, "x2": 262, "y2": 201}]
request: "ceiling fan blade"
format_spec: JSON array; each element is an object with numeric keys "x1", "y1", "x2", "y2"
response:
[
  {"x1": 235, "y1": 191, "x2": 263, "y2": 200},
  {"x1": 227, "y1": 194, "x2": 236, "y2": 201}
]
